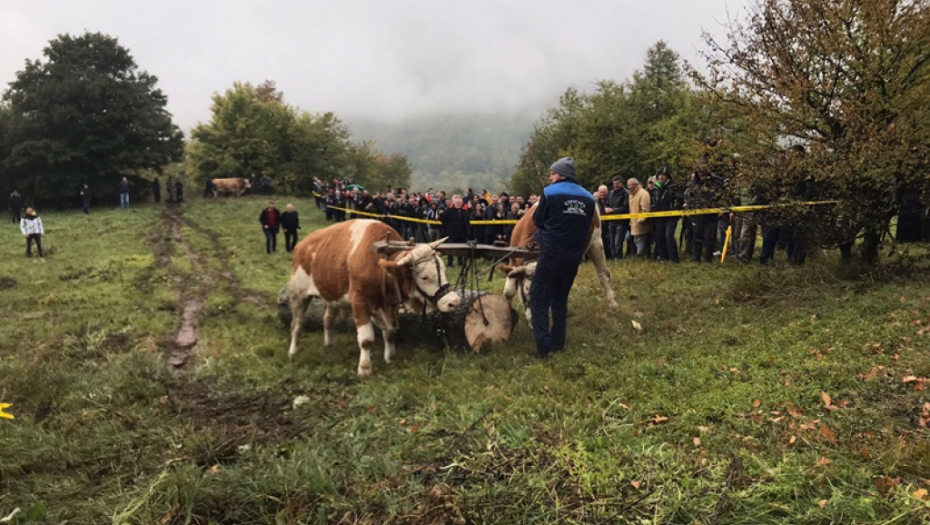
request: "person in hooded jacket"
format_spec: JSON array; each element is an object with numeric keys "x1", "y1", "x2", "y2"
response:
[
  {"x1": 20, "y1": 207, "x2": 44, "y2": 258},
  {"x1": 605, "y1": 176, "x2": 632, "y2": 259},
  {"x1": 9, "y1": 190, "x2": 24, "y2": 223},
  {"x1": 651, "y1": 168, "x2": 684, "y2": 262}
]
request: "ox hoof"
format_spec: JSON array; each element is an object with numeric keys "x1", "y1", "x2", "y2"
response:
[{"x1": 357, "y1": 365, "x2": 373, "y2": 378}]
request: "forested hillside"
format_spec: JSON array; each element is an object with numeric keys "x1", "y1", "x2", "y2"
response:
[{"x1": 347, "y1": 112, "x2": 532, "y2": 193}]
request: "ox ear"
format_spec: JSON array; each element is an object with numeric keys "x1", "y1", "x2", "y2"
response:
[
  {"x1": 499, "y1": 264, "x2": 514, "y2": 276},
  {"x1": 427, "y1": 237, "x2": 449, "y2": 250},
  {"x1": 378, "y1": 259, "x2": 405, "y2": 275}
]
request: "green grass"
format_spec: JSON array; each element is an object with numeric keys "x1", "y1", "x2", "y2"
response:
[{"x1": 1, "y1": 196, "x2": 929, "y2": 524}]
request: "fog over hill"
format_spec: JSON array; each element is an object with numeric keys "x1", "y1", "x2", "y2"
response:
[{"x1": 346, "y1": 112, "x2": 533, "y2": 193}]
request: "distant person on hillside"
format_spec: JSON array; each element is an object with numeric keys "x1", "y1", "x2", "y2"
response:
[
  {"x1": 20, "y1": 207, "x2": 44, "y2": 258},
  {"x1": 166, "y1": 176, "x2": 176, "y2": 202},
  {"x1": 80, "y1": 184, "x2": 92, "y2": 214},
  {"x1": 8, "y1": 190, "x2": 24, "y2": 223},
  {"x1": 259, "y1": 201, "x2": 282, "y2": 254},
  {"x1": 281, "y1": 203, "x2": 301, "y2": 252},
  {"x1": 204, "y1": 178, "x2": 215, "y2": 198},
  {"x1": 175, "y1": 178, "x2": 184, "y2": 203},
  {"x1": 118, "y1": 177, "x2": 131, "y2": 209},
  {"x1": 152, "y1": 177, "x2": 161, "y2": 203}
]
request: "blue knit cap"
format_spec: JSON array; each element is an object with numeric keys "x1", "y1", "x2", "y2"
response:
[{"x1": 549, "y1": 157, "x2": 577, "y2": 180}]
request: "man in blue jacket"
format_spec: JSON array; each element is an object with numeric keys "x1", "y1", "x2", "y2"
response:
[{"x1": 530, "y1": 157, "x2": 596, "y2": 359}]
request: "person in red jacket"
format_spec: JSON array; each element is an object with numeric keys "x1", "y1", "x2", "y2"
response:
[{"x1": 259, "y1": 201, "x2": 283, "y2": 254}]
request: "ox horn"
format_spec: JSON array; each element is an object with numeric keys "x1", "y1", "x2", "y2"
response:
[
  {"x1": 507, "y1": 265, "x2": 528, "y2": 277},
  {"x1": 395, "y1": 251, "x2": 414, "y2": 266},
  {"x1": 427, "y1": 237, "x2": 449, "y2": 250}
]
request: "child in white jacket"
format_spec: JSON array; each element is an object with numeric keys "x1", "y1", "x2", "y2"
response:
[{"x1": 20, "y1": 207, "x2": 44, "y2": 258}]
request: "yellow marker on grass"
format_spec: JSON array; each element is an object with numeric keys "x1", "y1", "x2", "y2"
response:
[
  {"x1": 721, "y1": 226, "x2": 733, "y2": 263},
  {"x1": 0, "y1": 403, "x2": 14, "y2": 420}
]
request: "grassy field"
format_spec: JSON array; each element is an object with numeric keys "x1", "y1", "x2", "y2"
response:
[{"x1": 1, "y1": 196, "x2": 929, "y2": 525}]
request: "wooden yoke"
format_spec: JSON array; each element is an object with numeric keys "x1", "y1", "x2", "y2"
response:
[{"x1": 372, "y1": 240, "x2": 539, "y2": 261}]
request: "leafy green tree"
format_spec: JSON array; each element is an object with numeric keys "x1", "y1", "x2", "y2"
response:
[
  {"x1": 344, "y1": 141, "x2": 412, "y2": 191},
  {"x1": 511, "y1": 42, "x2": 708, "y2": 194},
  {"x1": 693, "y1": 0, "x2": 930, "y2": 261},
  {"x1": 0, "y1": 32, "x2": 183, "y2": 206}
]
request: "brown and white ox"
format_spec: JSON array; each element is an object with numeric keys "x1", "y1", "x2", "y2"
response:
[
  {"x1": 211, "y1": 177, "x2": 251, "y2": 197},
  {"x1": 500, "y1": 203, "x2": 618, "y2": 324},
  {"x1": 285, "y1": 219, "x2": 461, "y2": 376}
]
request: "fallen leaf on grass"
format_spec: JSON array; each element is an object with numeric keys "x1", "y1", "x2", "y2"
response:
[
  {"x1": 631, "y1": 320, "x2": 643, "y2": 333},
  {"x1": 874, "y1": 476, "x2": 901, "y2": 493},
  {"x1": 820, "y1": 426, "x2": 837, "y2": 444},
  {"x1": 648, "y1": 415, "x2": 669, "y2": 426},
  {"x1": 914, "y1": 489, "x2": 928, "y2": 500},
  {"x1": 630, "y1": 481, "x2": 641, "y2": 490},
  {"x1": 697, "y1": 425, "x2": 710, "y2": 433},
  {"x1": 817, "y1": 457, "x2": 832, "y2": 466},
  {"x1": 752, "y1": 399, "x2": 761, "y2": 408},
  {"x1": 902, "y1": 375, "x2": 922, "y2": 383},
  {"x1": 209, "y1": 465, "x2": 221, "y2": 475},
  {"x1": 818, "y1": 500, "x2": 828, "y2": 508},
  {"x1": 693, "y1": 437, "x2": 702, "y2": 447},
  {"x1": 789, "y1": 436, "x2": 797, "y2": 444},
  {"x1": 821, "y1": 392, "x2": 832, "y2": 408}
]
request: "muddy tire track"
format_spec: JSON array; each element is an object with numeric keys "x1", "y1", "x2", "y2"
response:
[
  {"x1": 176, "y1": 216, "x2": 275, "y2": 309},
  {"x1": 153, "y1": 206, "x2": 275, "y2": 368}
]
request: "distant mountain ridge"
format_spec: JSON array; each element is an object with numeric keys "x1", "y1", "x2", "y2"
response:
[{"x1": 346, "y1": 112, "x2": 533, "y2": 193}]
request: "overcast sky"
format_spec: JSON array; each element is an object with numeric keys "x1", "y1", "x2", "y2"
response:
[{"x1": 1, "y1": 0, "x2": 750, "y2": 131}]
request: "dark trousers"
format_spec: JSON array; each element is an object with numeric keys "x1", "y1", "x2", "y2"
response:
[
  {"x1": 760, "y1": 227, "x2": 805, "y2": 266},
  {"x1": 26, "y1": 234, "x2": 43, "y2": 257},
  {"x1": 609, "y1": 223, "x2": 632, "y2": 259},
  {"x1": 11, "y1": 211, "x2": 21, "y2": 223},
  {"x1": 530, "y1": 254, "x2": 580, "y2": 357},
  {"x1": 82, "y1": 199, "x2": 90, "y2": 214},
  {"x1": 153, "y1": 191, "x2": 160, "y2": 204},
  {"x1": 284, "y1": 229, "x2": 299, "y2": 252},
  {"x1": 264, "y1": 228, "x2": 278, "y2": 254},
  {"x1": 654, "y1": 218, "x2": 679, "y2": 263},
  {"x1": 691, "y1": 216, "x2": 717, "y2": 262}
]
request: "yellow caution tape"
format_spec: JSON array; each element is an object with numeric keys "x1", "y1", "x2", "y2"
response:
[{"x1": 315, "y1": 193, "x2": 835, "y2": 226}]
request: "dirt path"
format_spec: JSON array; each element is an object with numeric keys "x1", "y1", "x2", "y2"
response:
[{"x1": 153, "y1": 205, "x2": 272, "y2": 368}]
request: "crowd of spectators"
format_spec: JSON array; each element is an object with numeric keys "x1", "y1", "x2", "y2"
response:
[{"x1": 310, "y1": 171, "x2": 801, "y2": 266}]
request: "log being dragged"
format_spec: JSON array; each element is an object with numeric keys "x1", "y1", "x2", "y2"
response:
[{"x1": 277, "y1": 287, "x2": 516, "y2": 352}]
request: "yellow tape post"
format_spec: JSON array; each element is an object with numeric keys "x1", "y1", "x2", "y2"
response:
[
  {"x1": 721, "y1": 226, "x2": 732, "y2": 263},
  {"x1": 0, "y1": 402, "x2": 14, "y2": 420}
]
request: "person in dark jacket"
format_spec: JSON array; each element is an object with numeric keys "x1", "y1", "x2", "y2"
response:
[
  {"x1": 259, "y1": 201, "x2": 283, "y2": 254},
  {"x1": 439, "y1": 195, "x2": 471, "y2": 267},
  {"x1": 530, "y1": 157, "x2": 596, "y2": 359},
  {"x1": 203, "y1": 178, "x2": 215, "y2": 198},
  {"x1": 605, "y1": 176, "x2": 632, "y2": 259},
  {"x1": 175, "y1": 178, "x2": 184, "y2": 203},
  {"x1": 9, "y1": 190, "x2": 24, "y2": 223},
  {"x1": 281, "y1": 203, "x2": 301, "y2": 252},
  {"x1": 152, "y1": 177, "x2": 161, "y2": 203},
  {"x1": 80, "y1": 184, "x2": 92, "y2": 214},
  {"x1": 651, "y1": 168, "x2": 683, "y2": 263},
  {"x1": 685, "y1": 170, "x2": 724, "y2": 263}
]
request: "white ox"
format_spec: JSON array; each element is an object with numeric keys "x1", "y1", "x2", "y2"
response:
[
  {"x1": 285, "y1": 219, "x2": 461, "y2": 376},
  {"x1": 500, "y1": 202, "x2": 618, "y2": 323}
]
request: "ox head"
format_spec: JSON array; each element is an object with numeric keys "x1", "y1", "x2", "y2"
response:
[
  {"x1": 243, "y1": 179, "x2": 252, "y2": 189},
  {"x1": 499, "y1": 261, "x2": 536, "y2": 325},
  {"x1": 380, "y1": 238, "x2": 461, "y2": 313}
]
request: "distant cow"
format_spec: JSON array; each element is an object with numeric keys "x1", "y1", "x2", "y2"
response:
[
  {"x1": 500, "y1": 202, "x2": 618, "y2": 323},
  {"x1": 285, "y1": 219, "x2": 461, "y2": 376},
  {"x1": 211, "y1": 178, "x2": 251, "y2": 197}
]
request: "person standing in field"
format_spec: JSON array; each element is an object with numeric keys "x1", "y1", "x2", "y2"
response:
[
  {"x1": 80, "y1": 184, "x2": 92, "y2": 214},
  {"x1": 118, "y1": 177, "x2": 131, "y2": 209},
  {"x1": 259, "y1": 201, "x2": 282, "y2": 254},
  {"x1": 20, "y1": 207, "x2": 44, "y2": 258},
  {"x1": 9, "y1": 190, "x2": 24, "y2": 223},
  {"x1": 281, "y1": 203, "x2": 301, "y2": 252},
  {"x1": 152, "y1": 176, "x2": 161, "y2": 203},
  {"x1": 529, "y1": 157, "x2": 596, "y2": 359}
]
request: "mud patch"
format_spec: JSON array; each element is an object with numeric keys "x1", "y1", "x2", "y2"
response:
[{"x1": 0, "y1": 276, "x2": 17, "y2": 290}]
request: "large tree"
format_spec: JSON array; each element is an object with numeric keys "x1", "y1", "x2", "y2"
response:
[
  {"x1": 0, "y1": 32, "x2": 183, "y2": 206},
  {"x1": 510, "y1": 42, "x2": 709, "y2": 194},
  {"x1": 693, "y1": 0, "x2": 930, "y2": 261},
  {"x1": 188, "y1": 81, "x2": 409, "y2": 195}
]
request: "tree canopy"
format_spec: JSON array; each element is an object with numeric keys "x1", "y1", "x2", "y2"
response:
[
  {"x1": 188, "y1": 81, "x2": 410, "y2": 195},
  {"x1": 510, "y1": 41, "x2": 710, "y2": 195},
  {"x1": 0, "y1": 32, "x2": 184, "y2": 206},
  {"x1": 692, "y1": 0, "x2": 930, "y2": 260}
]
